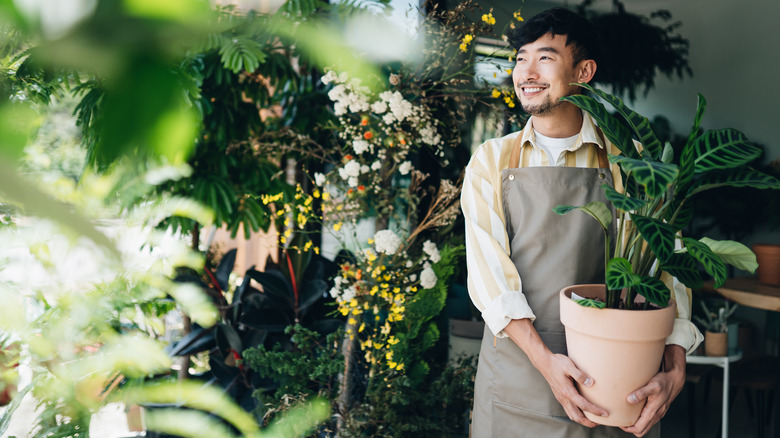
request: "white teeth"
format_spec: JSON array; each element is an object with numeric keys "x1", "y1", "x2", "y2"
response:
[{"x1": 524, "y1": 87, "x2": 543, "y2": 93}]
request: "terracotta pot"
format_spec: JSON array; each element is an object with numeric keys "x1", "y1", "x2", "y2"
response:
[
  {"x1": 559, "y1": 284, "x2": 676, "y2": 427},
  {"x1": 754, "y1": 243, "x2": 780, "y2": 285},
  {"x1": 704, "y1": 330, "x2": 729, "y2": 357}
]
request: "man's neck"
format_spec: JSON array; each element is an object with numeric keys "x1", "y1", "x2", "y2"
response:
[{"x1": 530, "y1": 103, "x2": 583, "y2": 138}]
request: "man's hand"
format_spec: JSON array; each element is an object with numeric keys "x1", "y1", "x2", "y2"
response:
[
  {"x1": 539, "y1": 352, "x2": 609, "y2": 427},
  {"x1": 503, "y1": 318, "x2": 608, "y2": 428},
  {"x1": 620, "y1": 344, "x2": 686, "y2": 437}
]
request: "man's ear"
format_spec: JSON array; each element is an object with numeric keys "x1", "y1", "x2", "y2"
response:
[{"x1": 576, "y1": 60, "x2": 597, "y2": 84}]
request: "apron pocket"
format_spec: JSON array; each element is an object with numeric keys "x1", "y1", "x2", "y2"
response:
[{"x1": 493, "y1": 335, "x2": 568, "y2": 417}]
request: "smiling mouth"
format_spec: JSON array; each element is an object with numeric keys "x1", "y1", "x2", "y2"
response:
[{"x1": 519, "y1": 84, "x2": 549, "y2": 96}]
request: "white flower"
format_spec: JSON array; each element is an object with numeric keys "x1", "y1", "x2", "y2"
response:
[
  {"x1": 382, "y1": 113, "x2": 395, "y2": 125},
  {"x1": 420, "y1": 124, "x2": 441, "y2": 146},
  {"x1": 398, "y1": 161, "x2": 412, "y2": 175},
  {"x1": 327, "y1": 84, "x2": 347, "y2": 102},
  {"x1": 422, "y1": 240, "x2": 441, "y2": 263},
  {"x1": 360, "y1": 165, "x2": 370, "y2": 174},
  {"x1": 342, "y1": 286, "x2": 356, "y2": 302},
  {"x1": 420, "y1": 265, "x2": 437, "y2": 289},
  {"x1": 371, "y1": 161, "x2": 382, "y2": 171},
  {"x1": 389, "y1": 73, "x2": 400, "y2": 85},
  {"x1": 371, "y1": 101, "x2": 388, "y2": 114},
  {"x1": 321, "y1": 70, "x2": 338, "y2": 85},
  {"x1": 348, "y1": 176, "x2": 358, "y2": 187},
  {"x1": 338, "y1": 160, "x2": 361, "y2": 180},
  {"x1": 408, "y1": 274, "x2": 417, "y2": 282},
  {"x1": 374, "y1": 229, "x2": 402, "y2": 255},
  {"x1": 333, "y1": 101, "x2": 348, "y2": 116},
  {"x1": 314, "y1": 172, "x2": 327, "y2": 187},
  {"x1": 352, "y1": 139, "x2": 370, "y2": 155}
]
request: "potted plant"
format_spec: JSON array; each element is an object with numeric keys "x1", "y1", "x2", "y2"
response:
[
  {"x1": 554, "y1": 83, "x2": 780, "y2": 426},
  {"x1": 693, "y1": 299, "x2": 737, "y2": 357}
]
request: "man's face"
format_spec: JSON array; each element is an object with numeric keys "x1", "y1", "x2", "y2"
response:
[{"x1": 512, "y1": 33, "x2": 583, "y2": 117}]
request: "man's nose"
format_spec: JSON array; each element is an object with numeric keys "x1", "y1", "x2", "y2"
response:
[{"x1": 517, "y1": 61, "x2": 539, "y2": 82}]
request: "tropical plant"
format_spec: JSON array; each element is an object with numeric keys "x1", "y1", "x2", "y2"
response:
[
  {"x1": 167, "y1": 240, "x2": 341, "y2": 414},
  {"x1": 554, "y1": 83, "x2": 780, "y2": 310}
]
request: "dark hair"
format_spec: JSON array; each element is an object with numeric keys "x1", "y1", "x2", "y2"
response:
[{"x1": 507, "y1": 8, "x2": 602, "y2": 67}]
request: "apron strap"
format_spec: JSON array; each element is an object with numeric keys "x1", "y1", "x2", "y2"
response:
[
  {"x1": 595, "y1": 127, "x2": 610, "y2": 169},
  {"x1": 509, "y1": 135, "x2": 524, "y2": 169}
]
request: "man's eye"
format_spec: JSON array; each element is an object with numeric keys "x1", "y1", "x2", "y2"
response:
[
  {"x1": 516, "y1": 57, "x2": 524, "y2": 62},
  {"x1": 540, "y1": 56, "x2": 550, "y2": 60}
]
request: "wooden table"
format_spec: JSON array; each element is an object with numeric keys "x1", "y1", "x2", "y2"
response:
[
  {"x1": 708, "y1": 277, "x2": 780, "y2": 437},
  {"x1": 709, "y1": 277, "x2": 780, "y2": 312}
]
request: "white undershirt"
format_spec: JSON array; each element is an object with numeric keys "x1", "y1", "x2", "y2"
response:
[{"x1": 534, "y1": 130, "x2": 579, "y2": 165}]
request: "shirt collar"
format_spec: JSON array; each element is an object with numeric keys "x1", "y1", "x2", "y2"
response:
[{"x1": 520, "y1": 110, "x2": 605, "y2": 152}]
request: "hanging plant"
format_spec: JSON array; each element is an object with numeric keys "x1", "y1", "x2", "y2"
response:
[{"x1": 577, "y1": 0, "x2": 692, "y2": 101}]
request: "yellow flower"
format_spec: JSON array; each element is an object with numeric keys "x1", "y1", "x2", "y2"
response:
[
  {"x1": 333, "y1": 222, "x2": 343, "y2": 231},
  {"x1": 491, "y1": 88, "x2": 501, "y2": 98},
  {"x1": 359, "y1": 323, "x2": 365, "y2": 333},
  {"x1": 504, "y1": 96, "x2": 512, "y2": 104},
  {"x1": 481, "y1": 12, "x2": 496, "y2": 25},
  {"x1": 367, "y1": 238, "x2": 374, "y2": 244},
  {"x1": 313, "y1": 189, "x2": 320, "y2": 198},
  {"x1": 322, "y1": 192, "x2": 330, "y2": 201},
  {"x1": 339, "y1": 307, "x2": 349, "y2": 316},
  {"x1": 304, "y1": 240, "x2": 313, "y2": 251},
  {"x1": 505, "y1": 68, "x2": 513, "y2": 75},
  {"x1": 508, "y1": 101, "x2": 516, "y2": 108},
  {"x1": 463, "y1": 34, "x2": 473, "y2": 43},
  {"x1": 280, "y1": 236, "x2": 287, "y2": 244},
  {"x1": 314, "y1": 246, "x2": 320, "y2": 254},
  {"x1": 349, "y1": 299, "x2": 358, "y2": 307},
  {"x1": 513, "y1": 10, "x2": 523, "y2": 21},
  {"x1": 397, "y1": 363, "x2": 404, "y2": 371},
  {"x1": 348, "y1": 317, "x2": 357, "y2": 325}
]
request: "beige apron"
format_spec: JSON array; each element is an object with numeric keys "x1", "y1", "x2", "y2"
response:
[{"x1": 470, "y1": 137, "x2": 660, "y2": 437}]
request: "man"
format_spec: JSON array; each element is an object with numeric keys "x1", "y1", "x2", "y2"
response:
[{"x1": 461, "y1": 8, "x2": 702, "y2": 438}]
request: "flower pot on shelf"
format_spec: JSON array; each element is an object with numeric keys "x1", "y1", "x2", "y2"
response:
[
  {"x1": 753, "y1": 243, "x2": 780, "y2": 285},
  {"x1": 704, "y1": 330, "x2": 729, "y2": 357},
  {"x1": 559, "y1": 284, "x2": 676, "y2": 427}
]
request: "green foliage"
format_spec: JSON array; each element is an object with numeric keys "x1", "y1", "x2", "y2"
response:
[
  {"x1": 243, "y1": 325, "x2": 343, "y2": 420},
  {"x1": 340, "y1": 357, "x2": 476, "y2": 438},
  {"x1": 556, "y1": 83, "x2": 779, "y2": 309},
  {"x1": 574, "y1": 299, "x2": 606, "y2": 309}
]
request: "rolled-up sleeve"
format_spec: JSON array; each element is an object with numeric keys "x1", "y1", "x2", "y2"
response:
[
  {"x1": 662, "y1": 271, "x2": 704, "y2": 354},
  {"x1": 461, "y1": 139, "x2": 535, "y2": 337}
]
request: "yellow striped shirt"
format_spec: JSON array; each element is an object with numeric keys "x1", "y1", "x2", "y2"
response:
[{"x1": 461, "y1": 112, "x2": 702, "y2": 353}]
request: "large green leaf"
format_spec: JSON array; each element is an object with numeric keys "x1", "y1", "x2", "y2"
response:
[
  {"x1": 661, "y1": 253, "x2": 704, "y2": 290},
  {"x1": 606, "y1": 257, "x2": 641, "y2": 290},
  {"x1": 631, "y1": 215, "x2": 676, "y2": 263},
  {"x1": 553, "y1": 201, "x2": 612, "y2": 231},
  {"x1": 634, "y1": 276, "x2": 671, "y2": 308},
  {"x1": 678, "y1": 94, "x2": 706, "y2": 191},
  {"x1": 693, "y1": 128, "x2": 762, "y2": 173},
  {"x1": 683, "y1": 237, "x2": 727, "y2": 288},
  {"x1": 577, "y1": 83, "x2": 663, "y2": 160},
  {"x1": 610, "y1": 155, "x2": 679, "y2": 198},
  {"x1": 688, "y1": 169, "x2": 780, "y2": 196},
  {"x1": 559, "y1": 94, "x2": 638, "y2": 158},
  {"x1": 700, "y1": 237, "x2": 758, "y2": 273},
  {"x1": 603, "y1": 183, "x2": 646, "y2": 212}
]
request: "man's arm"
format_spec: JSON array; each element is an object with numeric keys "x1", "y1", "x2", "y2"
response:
[
  {"x1": 620, "y1": 344, "x2": 686, "y2": 437},
  {"x1": 504, "y1": 318, "x2": 608, "y2": 427}
]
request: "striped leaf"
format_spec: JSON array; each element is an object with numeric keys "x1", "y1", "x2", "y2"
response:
[
  {"x1": 661, "y1": 253, "x2": 704, "y2": 290},
  {"x1": 665, "y1": 198, "x2": 694, "y2": 231},
  {"x1": 574, "y1": 298, "x2": 606, "y2": 309},
  {"x1": 693, "y1": 128, "x2": 762, "y2": 173},
  {"x1": 553, "y1": 201, "x2": 613, "y2": 231},
  {"x1": 678, "y1": 94, "x2": 706, "y2": 190},
  {"x1": 603, "y1": 183, "x2": 646, "y2": 212},
  {"x1": 632, "y1": 215, "x2": 676, "y2": 263},
  {"x1": 578, "y1": 83, "x2": 663, "y2": 160},
  {"x1": 610, "y1": 155, "x2": 679, "y2": 198},
  {"x1": 634, "y1": 276, "x2": 671, "y2": 308},
  {"x1": 606, "y1": 257, "x2": 641, "y2": 290},
  {"x1": 683, "y1": 237, "x2": 727, "y2": 288},
  {"x1": 700, "y1": 237, "x2": 758, "y2": 273},
  {"x1": 560, "y1": 94, "x2": 638, "y2": 159},
  {"x1": 688, "y1": 169, "x2": 780, "y2": 196}
]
